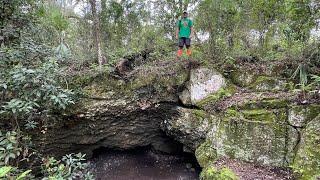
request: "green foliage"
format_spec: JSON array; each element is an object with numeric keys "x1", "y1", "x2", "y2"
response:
[
  {"x1": 16, "y1": 169, "x2": 32, "y2": 180},
  {"x1": 0, "y1": 0, "x2": 37, "y2": 46},
  {"x1": 194, "y1": 0, "x2": 319, "y2": 64},
  {"x1": 311, "y1": 75, "x2": 320, "y2": 88},
  {"x1": 37, "y1": 3, "x2": 69, "y2": 35},
  {"x1": 55, "y1": 42, "x2": 72, "y2": 60},
  {"x1": 42, "y1": 153, "x2": 94, "y2": 180},
  {"x1": 0, "y1": 130, "x2": 36, "y2": 180},
  {"x1": 0, "y1": 130, "x2": 93, "y2": 179},
  {"x1": 0, "y1": 166, "x2": 32, "y2": 179},
  {"x1": 1, "y1": 60, "x2": 75, "y2": 119},
  {"x1": 0, "y1": 131, "x2": 21, "y2": 166},
  {"x1": 291, "y1": 63, "x2": 308, "y2": 86},
  {"x1": 47, "y1": 7, "x2": 69, "y2": 32},
  {"x1": 0, "y1": 166, "x2": 12, "y2": 177}
]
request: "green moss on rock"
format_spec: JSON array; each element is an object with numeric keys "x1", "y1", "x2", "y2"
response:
[
  {"x1": 230, "y1": 70, "x2": 257, "y2": 87},
  {"x1": 241, "y1": 109, "x2": 276, "y2": 122},
  {"x1": 200, "y1": 166, "x2": 239, "y2": 180},
  {"x1": 215, "y1": 108, "x2": 297, "y2": 166},
  {"x1": 196, "y1": 84, "x2": 237, "y2": 108},
  {"x1": 243, "y1": 98, "x2": 289, "y2": 109},
  {"x1": 192, "y1": 110, "x2": 209, "y2": 121},
  {"x1": 288, "y1": 105, "x2": 320, "y2": 127},
  {"x1": 195, "y1": 140, "x2": 217, "y2": 168},
  {"x1": 225, "y1": 109, "x2": 241, "y2": 118},
  {"x1": 249, "y1": 76, "x2": 287, "y2": 92}
]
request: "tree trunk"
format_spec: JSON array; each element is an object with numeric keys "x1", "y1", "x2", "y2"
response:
[
  {"x1": 101, "y1": 0, "x2": 108, "y2": 43},
  {"x1": 89, "y1": 0, "x2": 104, "y2": 69}
]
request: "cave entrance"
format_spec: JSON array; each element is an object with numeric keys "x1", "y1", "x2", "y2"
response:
[{"x1": 89, "y1": 137, "x2": 201, "y2": 179}]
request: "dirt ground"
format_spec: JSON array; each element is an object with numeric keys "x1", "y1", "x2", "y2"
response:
[{"x1": 214, "y1": 157, "x2": 295, "y2": 180}]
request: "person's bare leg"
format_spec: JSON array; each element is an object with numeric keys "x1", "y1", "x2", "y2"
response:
[
  {"x1": 186, "y1": 47, "x2": 191, "y2": 56},
  {"x1": 186, "y1": 47, "x2": 191, "y2": 64},
  {"x1": 177, "y1": 47, "x2": 183, "y2": 57},
  {"x1": 177, "y1": 38, "x2": 183, "y2": 60},
  {"x1": 186, "y1": 38, "x2": 192, "y2": 59}
]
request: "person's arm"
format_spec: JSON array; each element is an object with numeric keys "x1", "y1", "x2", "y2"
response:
[
  {"x1": 176, "y1": 27, "x2": 179, "y2": 39},
  {"x1": 176, "y1": 20, "x2": 180, "y2": 39},
  {"x1": 190, "y1": 26, "x2": 194, "y2": 39},
  {"x1": 189, "y1": 20, "x2": 194, "y2": 38}
]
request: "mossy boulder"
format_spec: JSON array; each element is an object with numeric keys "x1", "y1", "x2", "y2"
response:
[
  {"x1": 288, "y1": 105, "x2": 320, "y2": 127},
  {"x1": 214, "y1": 108, "x2": 299, "y2": 167},
  {"x1": 293, "y1": 115, "x2": 320, "y2": 180},
  {"x1": 195, "y1": 140, "x2": 217, "y2": 168},
  {"x1": 200, "y1": 166, "x2": 239, "y2": 180}
]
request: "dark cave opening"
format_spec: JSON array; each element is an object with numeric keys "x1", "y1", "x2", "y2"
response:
[{"x1": 90, "y1": 136, "x2": 201, "y2": 180}]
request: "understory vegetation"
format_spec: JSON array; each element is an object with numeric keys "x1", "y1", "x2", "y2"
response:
[{"x1": 0, "y1": 0, "x2": 319, "y2": 179}]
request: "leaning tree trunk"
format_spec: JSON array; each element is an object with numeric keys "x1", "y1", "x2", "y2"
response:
[{"x1": 89, "y1": 0, "x2": 104, "y2": 69}]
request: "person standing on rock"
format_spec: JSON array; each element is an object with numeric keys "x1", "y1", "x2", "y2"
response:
[{"x1": 176, "y1": 11, "x2": 194, "y2": 58}]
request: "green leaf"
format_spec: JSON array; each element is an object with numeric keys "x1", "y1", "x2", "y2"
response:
[
  {"x1": 16, "y1": 169, "x2": 32, "y2": 180},
  {"x1": 8, "y1": 152, "x2": 16, "y2": 159},
  {"x1": 6, "y1": 143, "x2": 13, "y2": 150},
  {"x1": 25, "y1": 69, "x2": 35, "y2": 74},
  {"x1": 0, "y1": 166, "x2": 12, "y2": 177},
  {"x1": 0, "y1": 83, "x2": 7, "y2": 89},
  {"x1": 4, "y1": 155, "x2": 10, "y2": 164}
]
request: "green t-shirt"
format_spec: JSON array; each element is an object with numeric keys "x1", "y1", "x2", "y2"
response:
[{"x1": 177, "y1": 18, "x2": 193, "y2": 38}]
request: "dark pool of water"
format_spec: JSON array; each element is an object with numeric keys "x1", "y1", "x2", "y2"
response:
[{"x1": 88, "y1": 148, "x2": 200, "y2": 180}]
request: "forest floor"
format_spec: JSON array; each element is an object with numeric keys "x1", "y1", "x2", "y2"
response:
[{"x1": 214, "y1": 158, "x2": 295, "y2": 180}]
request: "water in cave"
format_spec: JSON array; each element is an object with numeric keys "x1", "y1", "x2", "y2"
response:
[{"x1": 89, "y1": 145, "x2": 201, "y2": 180}]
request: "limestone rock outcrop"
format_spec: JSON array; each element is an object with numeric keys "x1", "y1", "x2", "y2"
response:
[
  {"x1": 28, "y1": 59, "x2": 319, "y2": 179},
  {"x1": 33, "y1": 60, "x2": 189, "y2": 157}
]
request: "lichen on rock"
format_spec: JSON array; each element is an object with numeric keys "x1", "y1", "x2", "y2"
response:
[
  {"x1": 190, "y1": 68, "x2": 226, "y2": 103},
  {"x1": 179, "y1": 67, "x2": 235, "y2": 107},
  {"x1": 214, "y1": 108, "x2": 298, "y2": 167},
  {"x1": 288, "y1": 105, "x2": 320, "y2": 127},
  {"x1": 293, "y1": 115, "x2": 320, "y2": 180},
  {"x1": 230, "y1": 70, "x2": 257, "y2": 87}
]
